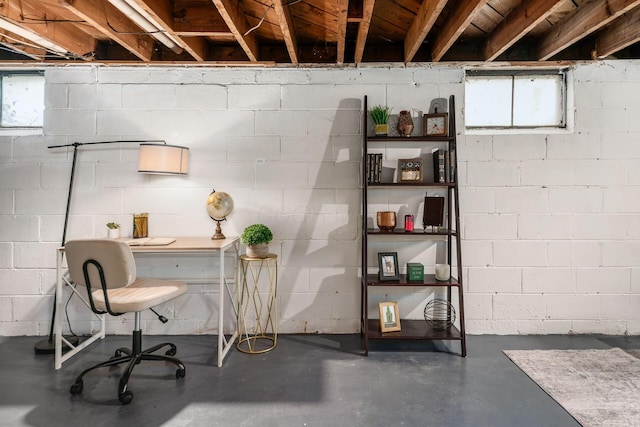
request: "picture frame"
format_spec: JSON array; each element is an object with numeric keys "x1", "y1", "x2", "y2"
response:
[
  {"x1": 378, "y1": 252, "x2": 400, "y2": 281},
  {"x1": 398, "y1": 158, "x2": 423, "y2": 182},
  {"x1": 423, "y1": 113, "x2": 448, "y2": 136},
  {"x1": 379, "y1": 301, "x2": 401, "y2": 333}
]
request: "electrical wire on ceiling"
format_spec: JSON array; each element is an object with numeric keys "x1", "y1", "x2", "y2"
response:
[{"x1": 244, "y1": 0, "x2": 304, "y2": 36}]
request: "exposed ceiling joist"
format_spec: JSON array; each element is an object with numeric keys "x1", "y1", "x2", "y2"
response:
[
  {"x1": 0, "y1": 0, "x2": 95, "y2": 58},
  {"x1": 354, "y1": 0, "x2": 374, "y2": 64},
  {"x1": 272, "y1": 0, "x2": 299, "y2": 64},
  {"x1": 431, "y1": 0, "x2": 489, "y2": 62},
  {"x1": 404, "y1": 0, "x2": 448, "y2": 62},
  {"x1": 211, "y1": 0, "x2": 259, "y2": 62},
  {"x1": 0, "y1": 1, "x2": 639, "y2": 66},
  {"x1": 538, "y1": 0, "x2": 640, "y2": 60},
  {"x1": 335, "y1": 0, "x2": 348, "y2": 64},
  {"x1": 594, "y1": 6, "x2": 640, "y2": 58},
  {"x1": 484, "y1": 0, "x2": 565, "y2": 61}
]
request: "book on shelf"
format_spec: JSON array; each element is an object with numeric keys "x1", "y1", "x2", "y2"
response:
[
  {"x1": 366, "y1": 153, "x2": 383, "y2": 183},
  {"x1": 433, "y1": 149, "x2": 446, "y2": 183}
]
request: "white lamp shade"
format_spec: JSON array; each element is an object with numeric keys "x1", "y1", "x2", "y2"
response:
[{"x1": 138, "y1": 143, "x2": 189, "y2": 175}]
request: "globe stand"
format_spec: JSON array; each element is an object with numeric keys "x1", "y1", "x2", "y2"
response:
[{"x1": 211, "y1": 217, "x2": 226, "y2": 240}]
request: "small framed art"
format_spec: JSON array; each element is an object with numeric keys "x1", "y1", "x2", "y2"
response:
[
  {"x1": 378, "y1": 252, "x2": 400, "y2": 281},
  {"x1": 424, "y1": 113, "x2": 448, "y2": 136},
  {"x1": 398, "y1": 158, "x2": 423, "y2": 182},
  {"x1": 379, "y1": 301, "x2": 401, "y2": 333}
]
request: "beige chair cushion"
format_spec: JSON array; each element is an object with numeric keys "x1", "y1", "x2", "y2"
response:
[
  {"x1": 92, "y1": 277, "x2": 187, "y2": 313},
  {"x1": 65, "y1": 239, "x2": 187, "y2": 314}
]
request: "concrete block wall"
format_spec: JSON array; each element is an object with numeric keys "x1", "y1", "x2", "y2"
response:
[{"x1": 0, "y1": 61, "x2": 639, "y2": 337}]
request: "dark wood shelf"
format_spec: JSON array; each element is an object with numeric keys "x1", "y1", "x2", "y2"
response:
[
  {"x1": 367, "y1": 274, "x2": 459, "y2": 287},
  {"x1": 367, "y1": 135, "x2": 454, "y2": 142},
  {"x1": 367, "y1": 182, "x2": 455, "y2": 188},
  {"x1": 367, "y1": 228, "x2": 457, "y2": 236},
  {"x1": 361, "y1": 94, "x2": 466, "y2": 357},
  {"x1": 366, "y1": 319, "x2": 462, "y2": 340}
]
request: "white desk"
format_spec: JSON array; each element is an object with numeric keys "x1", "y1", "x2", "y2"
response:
[{"x1": 55, "y1": 237, "x2": 240, "y2": 370}]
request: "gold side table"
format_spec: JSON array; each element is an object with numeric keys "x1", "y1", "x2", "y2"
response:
[{"x1": 237, "y1": 254, "x2": 278, "y2": 354}]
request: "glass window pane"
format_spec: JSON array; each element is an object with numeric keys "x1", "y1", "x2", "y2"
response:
[
  {"x1": 513, "y1": 75, "x2": 563, "y2": 127},
  {"x1": 2, "y1": 74, "x2": 44, "y2": 127},
  {"x1": 465, "y1": 76, "x2": 512, "y2": 127}
]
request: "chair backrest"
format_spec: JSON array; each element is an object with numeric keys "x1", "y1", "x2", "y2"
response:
[{"x1": 65, "y1": 239, "x2": 137, "y2": 290}]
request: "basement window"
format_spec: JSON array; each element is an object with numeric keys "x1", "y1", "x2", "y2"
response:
[
  {"x1": 465, "y1": 70, "x2": 566, "y2": 130},
  {"x1": 0, "y1": 71, "x2": 44, "y2": 128}
]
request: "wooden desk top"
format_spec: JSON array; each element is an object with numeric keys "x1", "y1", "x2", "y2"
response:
[{"x1": 122, "y1": 236, "x2": 239, "y2": 253}]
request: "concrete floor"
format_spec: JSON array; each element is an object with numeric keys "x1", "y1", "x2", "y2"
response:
[{"x1": 1, "y1": 334, "x2": 639, "y2": 427}]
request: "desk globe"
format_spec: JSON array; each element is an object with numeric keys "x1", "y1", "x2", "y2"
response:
[{"x1": 206, "y1": 189, "x2": 233, "y2": 240}]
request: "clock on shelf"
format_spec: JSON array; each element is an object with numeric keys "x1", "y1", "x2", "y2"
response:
[{"x1": 424, "y1": 113, "x2": 448, "y2": 136}]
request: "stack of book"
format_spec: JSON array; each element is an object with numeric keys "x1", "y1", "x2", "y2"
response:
[
  {"x1": 432, "y1": 149, "x2": 456, "y2": 183},
  {"x1": 366, "y1": 153, "x2": 383, "y2": 183}
]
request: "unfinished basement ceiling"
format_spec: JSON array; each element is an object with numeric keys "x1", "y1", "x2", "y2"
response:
[{"x1": 0, "y1": 0, "x2": 639, "y2": 66}]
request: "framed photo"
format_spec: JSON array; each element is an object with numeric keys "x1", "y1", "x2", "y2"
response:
[
  {"x1": 378, "y1": 252, "x2": 400, "y2": 281},
  {"x1": 424, "y1": 113, "x2": 448, "y2": 136},
  {"x1": 379, "y1": 301, "x2": 401, "y2": 333},
  {"x1": 398, "y1": 158, "x2": 423, "y2": 182}
]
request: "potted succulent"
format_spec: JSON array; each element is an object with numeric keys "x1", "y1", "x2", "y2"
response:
[
  {"x1": 241, "y1": 224, "x2": 273, "y2": 258},
  {"x1": 106, "y1": 222, "x2": 120, "y2": 239},
  {"x1": 368, "y1": 104, "x2": 391, "y2": 135}
]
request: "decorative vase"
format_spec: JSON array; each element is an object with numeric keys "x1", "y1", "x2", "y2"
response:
[
  {"x1": 376, "y1": 211, "x2": 396, "y2": 232},
  {"x1": 108, "y1": 228, "x2": 120, "y2": 239},
  {"x1": 374, "y1": 123, "x2": 388, "y2": 136},
  {"x1": 246, "y1": 243, "x2": 269, "y2": 258},
  {"x1": 397, "y1": 110, "x2": 414, "y2": 137}
]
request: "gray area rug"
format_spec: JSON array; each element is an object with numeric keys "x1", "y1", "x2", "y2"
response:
[{"x1": 504, "y1": 348, "x2": 640, "y2": 427}]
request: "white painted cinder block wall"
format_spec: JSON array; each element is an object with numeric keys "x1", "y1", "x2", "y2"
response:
[{"x1": 1, "y1": 61, "x2": 639, "y2": 337}]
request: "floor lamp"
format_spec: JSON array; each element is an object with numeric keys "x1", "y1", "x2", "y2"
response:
[{"x1": 34, "y1": 140, "x2": 189, "y2": 354}]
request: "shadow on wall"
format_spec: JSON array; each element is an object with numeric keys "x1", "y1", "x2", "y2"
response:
[{"x1": 278, "y1": 98, "x2": 362, "y2": 336}]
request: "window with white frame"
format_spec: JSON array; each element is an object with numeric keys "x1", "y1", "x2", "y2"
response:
[
  {"x1": 0, "y1": 71, "x2": 44, "y2": 128},
  {"x1": 465, "y1": 70, "x2": 566, "y2": 129}
]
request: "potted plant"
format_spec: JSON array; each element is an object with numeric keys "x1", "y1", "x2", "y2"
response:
[
  {"x1": 241, "y1": 224, "x2": 273, "y2": 258},
  {"x1": 106, "y1": 222, "x2": 120, "y2": 239},
  {"x1": 368, "y1": 104, "x2": 391, "y2": 135}
]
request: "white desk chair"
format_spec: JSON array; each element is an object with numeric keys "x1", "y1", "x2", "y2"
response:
[{"x1": 65, "y1": 239, "x2": 187, "y2": 404}]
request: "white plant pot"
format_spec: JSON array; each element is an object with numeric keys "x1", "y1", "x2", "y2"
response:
[
  {"x1": 108, "y1": 228, "x2": 120, "y2": 239},
  {"x1": 246, "y1": 243, "x2": 269, "y2": 258}
]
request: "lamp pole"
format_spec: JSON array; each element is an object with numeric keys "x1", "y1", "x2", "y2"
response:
[{"x1": 34, "y1": 140, "x2": 164, "y2": 354}]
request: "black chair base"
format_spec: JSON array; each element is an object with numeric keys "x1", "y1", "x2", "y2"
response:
[{"x1": 69, "y1": 329, "x2": 186, "y2": 404}]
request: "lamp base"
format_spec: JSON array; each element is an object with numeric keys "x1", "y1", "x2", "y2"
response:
[
  {"x1": 211, "y1": 220, "x2": 226, "y2": 240},
  {"x1": 34, "y1": 335, "x2": 80, "y2": 354}
]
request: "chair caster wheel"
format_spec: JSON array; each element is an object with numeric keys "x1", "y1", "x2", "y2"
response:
[
  {"x1": 176, "y1": 368, "x2": 186, "y2": 379},
  {"x1": 70, "y1": 381, "x2": 83, "y2": 395},
  {"x1": 165, "y1": 345, "x2": 177, "y2": 356},
  {"x1": 119, "y1": 390, "x2": 134, "y2": 405}
]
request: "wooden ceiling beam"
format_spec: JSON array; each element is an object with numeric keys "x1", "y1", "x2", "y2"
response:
[
  {"x1": 431, "y1": 0, "x2": 489, "y2": 62},
  {"x1": 211, "y1": 0, "x2": 259, "y2": 62},
  {"x1": 0, "y1": 0, "x2": 95, "y2": 58},
  {"x1": 335, "y1": 0, "x2": 348, "y2": 64},
  {"x1": 130, "y1": 0, "x2": 206, "y2": 61},
  {"x1": 0, "y1": 31, "x2": 46, "y2": 59},
  {"x1": 272, "y1": 0, "x2": 299, "y2": 64},
  {"x1": 538, "y1": 0, "x2": 640, "y2": 60},
  {"x1": 59, "y1": 0, "x2": 155, "y2": 61},
  {"x1": 484, "y1": 0, "x2": 565, "y2": 61},
  {"x1": 404, "y1": 0, "x2": 448, "y2": 62},
  {"x1": 354, "y1": 0, "x2": 374, "y2": 64},
  {"x1": 593, "y1": 6, "x2": 640, "y2": 58}
]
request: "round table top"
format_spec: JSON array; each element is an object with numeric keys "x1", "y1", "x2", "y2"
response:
[{"x1": 240, "y1": 253, "x2": 277, "y2": 261}]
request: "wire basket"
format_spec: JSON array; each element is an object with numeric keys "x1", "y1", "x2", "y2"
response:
[{"x1": 423, "y1": 299, "x2": 456, "y2": 330}]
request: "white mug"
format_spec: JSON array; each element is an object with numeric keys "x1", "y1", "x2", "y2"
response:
[{"x1": 435, "y1": 264, "x2": 451, "y2": 281}]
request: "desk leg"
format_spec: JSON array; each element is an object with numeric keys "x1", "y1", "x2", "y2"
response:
[{"x1": 216, "y1": 244, "x2": 238, "y2": 367}]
